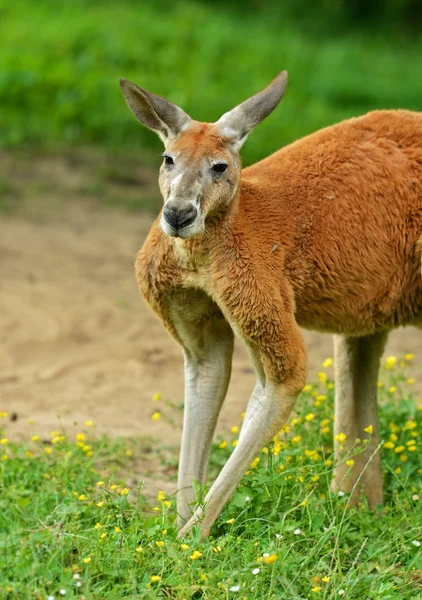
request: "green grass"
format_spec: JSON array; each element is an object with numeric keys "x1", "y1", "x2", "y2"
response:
[
  {"x1": 1, "y1": 356, "x2": 421, "y2": 598},
  {"x1": 0, "y1": 0, "x2": 421, "y2": 167}
]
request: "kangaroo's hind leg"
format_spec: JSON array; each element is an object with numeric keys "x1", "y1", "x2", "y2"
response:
[{"x1": 332, "y1": 331, "x2": 389, "y2": 508}]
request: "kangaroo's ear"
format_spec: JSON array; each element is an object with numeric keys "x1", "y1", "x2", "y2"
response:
[
  {"x1": 120, "y1": 79, "x2": 192, "y2": 143},
  {"x1": 215, "y1": 71, "x2": 287, "y2": 151}
]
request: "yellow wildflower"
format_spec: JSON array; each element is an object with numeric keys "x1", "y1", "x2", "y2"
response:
[
  {"x1": 119, "y1": 488, "x2": 130, "y2": 496},
  {"x1": 136, "y1": 545, "x2": 142, "y2": 552},
  {"x1": 321, "y1": 576, "x2": 330, "y2": 583},
  {"x1": 232, "y1": 439, "x2": 238, "y2": 447},
  {"x1": 364, "y1": 425, "x2": 373, "y2": 434},
  {"x1": 303, "y1": 384, "x2": 312, "y2": 393},
  {"x1": 0, "y1": 438, "x2": 8, "y2": 445},
  {"x1": 389, "y1": 386, "x2": 397, "y2": 393},
  {"x1": 163, "y1": 500, "x2": 171, "y2": 508},
  {"x1": 150, "y1": 575, "x2": 160, "y2": 583},
  {"x1": 96, "y1": 481, "x2": 105, "y2": 487},
  {"x1": 1, "y1": 454, "x2": 8, "y2": 461},
  {"x1": 83, "y1": 557, "x2": 91, "y2": 564},
  {"x1": 404, "y1": 420, "x2": 417, "y2": 430},
  {"x1": 318, "y1": 372, "x2": 327, "y2": 383},
  {"x1": 405, "y1": 353, "x2": 414, "y2": 361},
  {"x1": 85, "y1": 420, "x2": 94, "y2": 427},
  {"x1": 377, "y1": 381, "x2": 383, "y2": 388},
  {"x1": 100, "y1": 532, "x2": 107, "y2": 539},
  {"x1": 407, "y1": 378, "x2": 415, "y2": 385},
  {"x1": 44, "y1": 447, "x2": 53, "y2": 455},
  {"x1": 152, "y1": 393, "x2": 161, "y2": 401},
  {"x1": 312, "y1": 586, "x2": 322, "y2": 592},
  {"x1": 94, "y1": 523, "x2": 102, "y2": 529},
  {"x1": 305, "y1": 413, "x2": 315, "y2": 422},
  {"x1": 190, "y1": 550, "x2": 202, "y2": 560},
  {"x1": 76, "y1": 433, "x2": 85, "y2": 442},
  {"x1": 383, "y1": 441, "x2": 395, "y2": 449},
  {"x1": 250, "y1": 457, "x2": 260, "y2": 469},
  {"x1": 96, "y1": 501, "x2": 105, "y2": 508},
  {"x1": 219, "y1": 440, "x2": 227, "y2": 449},
  {"x1": 0, "y1": 412, "x2": 8, "y2": 418},
  {"x1": 263, "y1": 554, "x2": 278, "y2": 564},
  {"x1": 78, "y1": 494, "x2": 87, "y2": 501},
  {"x1": 346, "y1": 459, "x2": 355, "y2": 467},
  {"x1": 385, "y1": 356, "x2": 397, "y2": 369},
  {"x1": 25, "y1": 451, "x2": 34, "y2": 459},
  {"x1": 334, "y1": 432, "x2": 346, "y2": 444},
  {"x1": 180, "y1": 544, "x2": 189, "y2": 551},
  {"x1": 394, "y1": 446, "x2": 405, "y2": 453},
  {"x1": 151, "y1": 412, "x2": 161, "y2": 421},
  {"x1": 31, "y1": 435, "x2": 39, "y2": 442},
  {"x1": 292, "y1": 436, "x2": 301, "y2": 444},
  {"x1": 156, "y1": 541, "x2": 164, "y2": 547},
  {"x1": 231, "y1": 426, "x2": 239, "y2": 434},
  {"x1": 400, "y1": 454, "x2": 408, "y2": 462},
  {"x1": 114, "y1": 526, "x2": 122, "y2": 533},
  {"x1": 322, "y1": 358, "x2": 333, "y2": 368},
  {"x1": 394, "y1": 466, "x2": 401, "y2": 474},
  {"x1": 226, "y1": 518, "x2": 235, "y2": 524},
  {"x1": 200, "y1": 573, "x2": 207, "y2": 582}
]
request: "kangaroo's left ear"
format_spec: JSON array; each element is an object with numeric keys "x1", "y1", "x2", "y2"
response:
[{"x1": 215, "y1": 71, "x2": 288, "y2": 151}]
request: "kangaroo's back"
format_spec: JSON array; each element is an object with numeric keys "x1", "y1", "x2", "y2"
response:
[{"x1": 241, "y1": 110, "x2": 422, "y2": 334}]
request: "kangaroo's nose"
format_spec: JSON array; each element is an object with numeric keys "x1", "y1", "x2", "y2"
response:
[{"x1": 163, "y1": 205, "x2": 197, "y2": 230}]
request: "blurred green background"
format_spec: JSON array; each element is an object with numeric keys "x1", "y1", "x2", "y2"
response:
[{"x1": 0, "y1": 0, "x2": 421, "y2": 166}]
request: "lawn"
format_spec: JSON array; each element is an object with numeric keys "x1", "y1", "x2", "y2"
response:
[{"x1": 1, "y1": 355, "x2": 421, "y2": 599}]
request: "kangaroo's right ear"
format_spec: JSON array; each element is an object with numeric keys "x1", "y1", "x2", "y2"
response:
[{"x1": 119, "y1": 79, "x2": 192, "y2": 143}]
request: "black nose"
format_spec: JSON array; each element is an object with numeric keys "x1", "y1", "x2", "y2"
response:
[{"x1": 163, "y1": 205, "x2": 197, "y2": 230}]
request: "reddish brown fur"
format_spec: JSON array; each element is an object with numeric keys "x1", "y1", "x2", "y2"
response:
[{"x1": 137, "y1": 110, "x2": 422, "y2": 395}]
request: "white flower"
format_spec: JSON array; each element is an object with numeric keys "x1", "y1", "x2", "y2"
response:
[
  {"x1": 252, "y1": 568, "x2": 260, "y2": 575},
  {"x1": 262, "y1": 552, "x2": 270, "y2": 557},
  {"x1": 412, "y1": 540, "x2": 421, "y2": 547},
  {"x1": 338, "y1": 491, "x2": 345, "y2": 497},
  {"x1": 75, "y1": 582, "x2": 82, "y2": 588},
  {"x1": 412, "y1": 494, "x2": 420, "y2": 501},
  {"x1": 73, "y1": 574, "x2": 80, "y2": 580},
  {"x1": 275, "y1": 533, "x2": 283, "y2": 539},
  {"x1": 338, "y1": 591, "x2": 345, "y2": 596},
  {"x1": 245, "y1": 496, "x2": 251, "y2": 502},
  {"x1": 229, "y1": 585, "x2": 240, "y2": 592},
  {"x1": 293, "y1": 528, "x2": 302, "y2": 535},
  {"x1": 47, "y1": 596, "x2": 55, "y2": 600},
  {"x1": 59, "y1": 591, "x2": 66, "y2": 596}
]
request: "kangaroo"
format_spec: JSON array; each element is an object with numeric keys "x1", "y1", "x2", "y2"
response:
[{"x1": 120, "y1": 71, "x2": 422, "y2": 539}]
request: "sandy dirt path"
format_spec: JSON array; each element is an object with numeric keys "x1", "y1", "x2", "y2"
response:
[{"x1": 0, "y1": 152, "x2": 420, "y2": 494}]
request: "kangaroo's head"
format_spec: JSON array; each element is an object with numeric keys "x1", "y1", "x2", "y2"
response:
[{"x1": 120, "y1": 72, "x2": 287, "y2": 239}]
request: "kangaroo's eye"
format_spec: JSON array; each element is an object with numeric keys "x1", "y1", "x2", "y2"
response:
[
  {"x1": 164, "y1": 155, "x2": 174, "y2": 167},
  {"x1": 212, "y1": 163, "x2": 227, "y2": 174}
]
